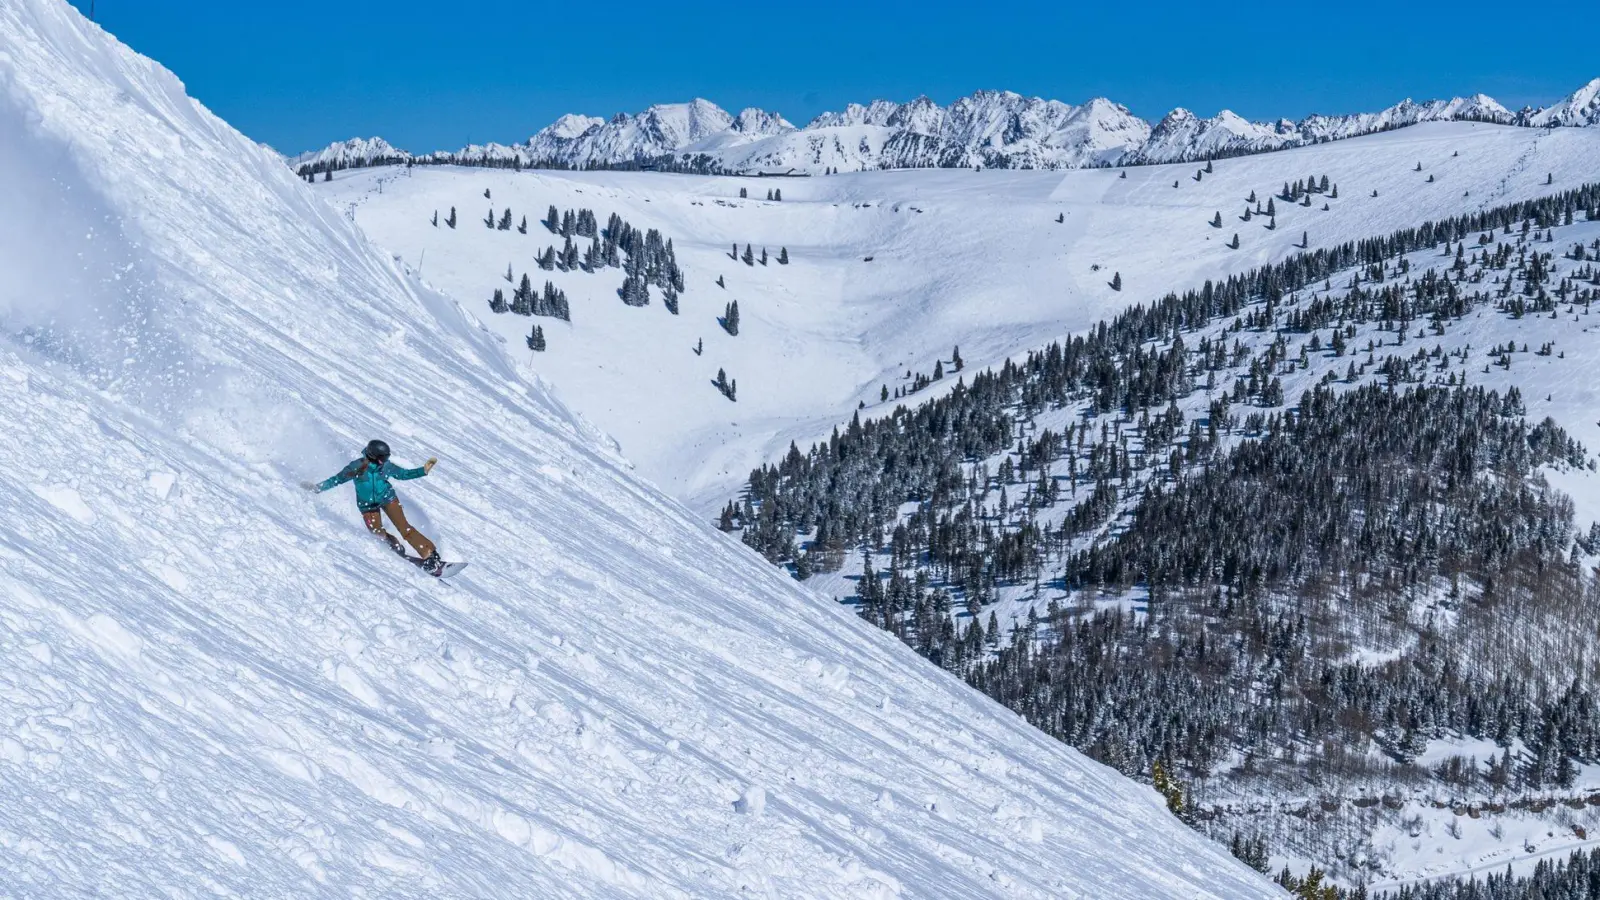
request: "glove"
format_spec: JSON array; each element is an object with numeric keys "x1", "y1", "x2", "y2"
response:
[{"x1": 423, "y1": 457, "x2": 438, "y2": 474}]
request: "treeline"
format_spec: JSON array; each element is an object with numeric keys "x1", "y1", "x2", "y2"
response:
[
  {"x1": 734, "y1": 182, "x2": 1600, "y2": 569},
  {"x1": 1376, "y1": 847, "x2": 1600, "y2": 899},
  {"x1": 1271, "y1": 846, "x2": 1600, "y2": 898},
  {"x1": 294, "y1": 150, "x2": 732, "y2": 178}
]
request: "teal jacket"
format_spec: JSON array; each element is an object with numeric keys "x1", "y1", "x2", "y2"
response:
[{"x1": 316, "y1": 458, "x2": 426, "y2": 510}]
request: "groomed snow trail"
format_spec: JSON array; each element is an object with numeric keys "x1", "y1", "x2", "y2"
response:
[{"x1": 0, "y1": 2, "x2": 1280, "y2": 897}]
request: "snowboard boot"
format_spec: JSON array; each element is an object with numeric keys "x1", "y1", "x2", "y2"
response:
[{"x1": 422, "y1": 551, "x2": 445, "y2": 576}]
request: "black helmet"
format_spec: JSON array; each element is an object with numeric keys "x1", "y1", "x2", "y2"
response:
[{"x1": 363, "y1": 439, "x2": 391, "y2": 462}]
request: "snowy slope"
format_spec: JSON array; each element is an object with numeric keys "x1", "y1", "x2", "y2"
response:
[
  {"x1": 291, "y1": 80, "x2": 1596, "y2": 175},
  {"x1": 0, "y1": 1, "x2": 1283, "y2": 897},
  {"x1": 324, "y1": 122, "x2": 1600, "y2": 507}
]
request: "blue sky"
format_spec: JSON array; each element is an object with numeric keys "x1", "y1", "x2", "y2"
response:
[{"x1": 70, "y1": 0, "x2": 1596, "y2": 154}]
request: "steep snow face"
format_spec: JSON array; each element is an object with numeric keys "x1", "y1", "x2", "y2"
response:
[
  {"x1": 1134, "y1": 108, "x2": 1291, "y2": 163},
  {"x1": 1528, "y1": 77, "x2": 1600, "y2": 127},
  {"x1": 807, "y1": 99, "x2": 902, "y2": 129},
  {"x1": 545, "y1": 112, "x2": 607, "y2": 139},
  {"x1": 524, "y1": 99, "x2": 739, "y2": 168},
  {"x1": 731, "y1": 107, "x2": 796, "y2": 136},
  {"x1": 0, "y1": 2, "x2": 1285, "y2": 898}
]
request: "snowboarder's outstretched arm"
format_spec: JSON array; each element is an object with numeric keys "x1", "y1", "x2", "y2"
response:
[{"x1": 311, "y1": 460, "x2": 361, "y2": 492}]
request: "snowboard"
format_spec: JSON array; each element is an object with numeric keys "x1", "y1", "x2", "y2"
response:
[{"x1": 401, "y1": 554, "x2": 468, "y2": 579}]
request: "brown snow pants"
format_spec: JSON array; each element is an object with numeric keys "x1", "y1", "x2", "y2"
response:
[{"x1": 363, "y1": 500, "x2": 436, "y2": 560}]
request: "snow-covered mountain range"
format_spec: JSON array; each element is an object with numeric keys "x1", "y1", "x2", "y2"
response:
[{"x1": 292, "y1": 80, "x2": 1598, "y2": 175}]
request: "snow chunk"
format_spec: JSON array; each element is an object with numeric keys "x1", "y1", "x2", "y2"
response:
[
  {"x1": 83, "y1": 613, "x2": 143, "y2": 659},
  {"x1": 31, "y1": 484, "x2": 95, "y2": 524},
  {"x1": 734, "y1": 785, "x2": 766, "y2": 817}
]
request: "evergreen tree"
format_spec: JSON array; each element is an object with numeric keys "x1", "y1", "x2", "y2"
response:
[
  {"x1": 488, "y1": 288, "x2": 508, "y2": 314},
  {"x1": 431, "y1": 210, "x2": 438, "y2": 227},
  {"x1": 778, "y1": 248, "x2": 789, "y2": 265},
  {"x1": 743, "y1": 244, "x2": 755, "y2": 266},
  {"x1": 1111, "y1": 272, "x2": 1122, "y2": 291},
  {"x1": 774, "y1": 188, "x2": 782, "y2": 201},
  {"x1": 446, "y1": 207, "x2": 457, "y2": 229},
  {"x1": 512, "y1": 273, "x2": 534, "y2": 315},
  {"x1": 498, "y1": 208, "x2": 513, "y2": 230},
  {"x1": 760, "y1": 247, "x2": 768, "y2": 266},
  {"x1": 723, "y1": 300, "x2": 741, "y2": 336},
  {"x1": 1150, "y1": 761, "x2": 1185, "y2": 817},
  {"x1": 952, "y1": 345, "x2": 963, "y2": 371},
  {"x1": 527, "y1": 324, "x2": 546, "y2": 352},
  {"x1": 517, "y1": 215, "x2": 527, "y2": 234}
]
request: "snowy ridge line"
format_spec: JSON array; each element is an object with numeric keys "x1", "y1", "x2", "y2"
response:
[
  {"x1": 289, "y1": 79, "x2": 1599, "y2": 176},
  {"x1": 863, "y1": 178, "x2": 1600, "y2": 418}
]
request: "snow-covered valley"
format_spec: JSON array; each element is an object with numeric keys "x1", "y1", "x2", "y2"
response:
[
  {"x1": 0, "y1": 1, "x2": 1290, "y2": 897},
  {"x1": 324, "y1": 122, "x2": 1600, "y2": 510}
]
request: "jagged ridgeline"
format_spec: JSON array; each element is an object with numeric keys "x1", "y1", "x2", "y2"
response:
[
  {"x1": 484, "y1": 206, "x2": 685, "y2": 324},
  {"x1": 726, "y1": 183, "x2": 1600, "y2": 807}
]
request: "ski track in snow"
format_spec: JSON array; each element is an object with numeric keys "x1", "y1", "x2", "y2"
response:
[{"x1": 0, "y1": 1, "x2": 1282, "y2": 897}]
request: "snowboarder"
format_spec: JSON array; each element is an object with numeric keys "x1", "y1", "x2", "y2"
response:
[{"x1": 304, "y1": 439, "x2": 444, "y2": 574}]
